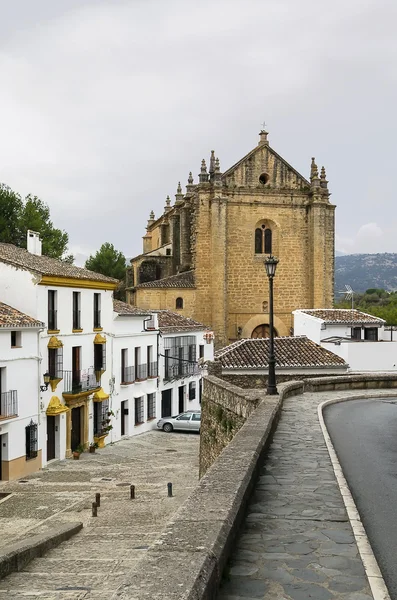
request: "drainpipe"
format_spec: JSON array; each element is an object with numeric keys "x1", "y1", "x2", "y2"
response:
[{"x1": 37, "y1": 326, "x2": 45, "y2": 427}]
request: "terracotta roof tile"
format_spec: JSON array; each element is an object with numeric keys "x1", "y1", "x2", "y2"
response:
[
  {"x1": 215, "y1": 336, "x2": 347, "y2": 369},
  {"x1": 0, "y1": 302, "x2": 44, "y2": 328},
  {"x1": 113, "y1": 300, "x2": 151, "y2": 316},
  {"x1": 299, "y1": 309, "x2": 384, "y2": 325},
  {"x1": 136, "y1": 270, "x2": 195, "y2": 289},
  {"x1": 0, "y1": 243, "x2": 118, "y2": 284},
  {"x1": 150, "y1": 310, "x2": 209, "y2": 334}
]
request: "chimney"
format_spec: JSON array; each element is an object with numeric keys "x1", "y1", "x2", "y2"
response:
[{"x1": 27, "y1": 230, "x2": 42, "y2": 256}]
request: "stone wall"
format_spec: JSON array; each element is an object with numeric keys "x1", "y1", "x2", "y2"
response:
[
  {"x1": 199, "y1": 375, "x2": 266, "y2": 477},
  {"x1": 220, "y1": 371, "x2": 347, "y2": 389}
]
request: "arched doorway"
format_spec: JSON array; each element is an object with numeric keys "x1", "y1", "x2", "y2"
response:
[{"x1": 251, "y1": 324, "x2": 278, "y2": 338}]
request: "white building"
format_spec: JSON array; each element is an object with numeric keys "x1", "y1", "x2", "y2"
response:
[
  {"x1": 0, "y1": 302, "x2": 44, "y2": 480},
  {"x1": 293, "y1": 309, "x2": 397, "y2": 372},
  {"x1": 0, "y1": 234, "x2": 214, "y2": 480},
  {"x1": 153, "y1": 310, "x2": 214, "y2": 417},
  {"x1": 109, "y1": 300, "x2": 159, "y2": 441},
  {"x1": 0, "y1": 233, "x2": 118, "y2": 466}
]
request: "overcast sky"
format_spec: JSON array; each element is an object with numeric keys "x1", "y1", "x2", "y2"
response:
[{"x1": 1, "y1": 0, "x2": 396, "y2": 262}]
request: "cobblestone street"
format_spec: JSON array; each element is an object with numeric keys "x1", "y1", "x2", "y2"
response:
[
  {"x1": 217, "y1": 390, "x2": 391, "y2": 600},
  {"x1": 0, "y1": 430, "x2": 199, "y2": 598}
]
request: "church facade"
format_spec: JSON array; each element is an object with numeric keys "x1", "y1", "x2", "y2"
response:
[{"x1": 127, "y1": 129, "x2": 335, "y2": 348}]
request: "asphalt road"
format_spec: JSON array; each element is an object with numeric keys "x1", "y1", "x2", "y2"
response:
[{"x1": 324, "y1": 398, "x2": 397, "y2": 600}]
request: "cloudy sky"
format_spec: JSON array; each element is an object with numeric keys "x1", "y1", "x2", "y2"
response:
[{"x1": 1, "y1": 0, "x2": 396, "y2": 262}]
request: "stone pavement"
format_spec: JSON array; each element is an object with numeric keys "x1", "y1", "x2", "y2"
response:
[
  {"x1": 217, "y1": 390, "x2": 394, "y2": 600},
  {"x1": 0, "y1": 430, "x2": 199, "y2": 598}
]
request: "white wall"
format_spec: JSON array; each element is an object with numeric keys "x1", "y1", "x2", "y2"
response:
[
  {"x1": 0, "y1": 327, "x2": 41, "y2": 463},
  {"x1": 109, "y1": 313, "x2": 159, "y2": 442},
  {"x1": 321, "y1": 340, "x2": 397, "y2": 371},
  {"x1": 293, "y1": 311, "x2": 322, "y2": 344}
]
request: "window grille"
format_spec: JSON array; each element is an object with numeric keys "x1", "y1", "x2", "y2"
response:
[
  {"x1": 189, "y1": 381, "x2": 196, "y2": 400},
  {"x1": 94, "y1": 399, "x2": 109, "y2": 436},
  {"x1": 94, "y1": 343, "x2": 106, "y2": 374},
  {"x1": 49, "y1": 347, "x2": 63, "y2": 379},
  {"x1": 25, "y1": 420, "x2": 38, "y2": 460},
  {"x1": 147, "y1": 393, "x2": 156, "y2": 419},
  {"x1": 135, "y1": 397, "x2": 144, "y2": 424}
]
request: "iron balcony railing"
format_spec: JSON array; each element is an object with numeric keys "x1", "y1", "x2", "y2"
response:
[
  {"x1": 63, "y1": 368, "x2": 99, "y2": 395},
  {"x1": 0, "y1": 390, "x2": 18, "y2": 418},
  {"x1": 136, "y1": 363, "x2": 148, "y2": 381},
  {"x1": 94, "y1": 309, "x2": 101, "y2": 329},
  {"x1": 121, "y1": 365, "x2": 135, "y2": 384},
  {"x1": 148, "y1": 361, "x2": 158, "y2": 378},
  {"x1": 48, "y1": 309, "x2": 57, "y2": 331},
  {"x1": 73, "y1": 309, "x2": 81, "y2": 330}
]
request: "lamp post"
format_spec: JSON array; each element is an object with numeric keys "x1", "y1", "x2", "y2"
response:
[
  {"x1": 264, "y1": 256, "x2": 279, "y2": 395},
  {"x1": 40, "y1": 372, "x2": 51, "y2": 393}
]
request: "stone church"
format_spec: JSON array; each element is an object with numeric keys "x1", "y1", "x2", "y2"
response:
[{"x1": 126, "y1": 129, "x2": 335, "y2": 348}]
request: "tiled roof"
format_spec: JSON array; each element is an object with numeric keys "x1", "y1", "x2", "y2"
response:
[
  {"x1": 0, "y1": 243, "x2": 118, "y2": 284},
  {"x1": 215, "y1": 336, "x2": 347, "y2": 369},
  {"x1": 0, "y1": 302, "x2": 44, "y2": 328},
  {"x1": 151, "y1": 310, "x2": 209, "y2": 334},
  {"x1": 299, "y1": 309, "x2": 384, "y2": 325},
  {"x1": 113, "y1": 299, "x2": 151, "y2": 316},
  {"x1": 136, "y1": 270, "x2": 195, "y2": 289}
]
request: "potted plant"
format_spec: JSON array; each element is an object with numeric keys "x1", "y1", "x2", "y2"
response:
[
  {"x1": 73, "y1": 444, "x2": 85, "y2": 460},
  {"x1": 89, "y1": 442, "x2": 98, "y2": 454}
]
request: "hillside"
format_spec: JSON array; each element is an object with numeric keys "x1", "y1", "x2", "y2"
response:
[{"x1": 335, "y1": 253, "x2": 397, "y2": 295}]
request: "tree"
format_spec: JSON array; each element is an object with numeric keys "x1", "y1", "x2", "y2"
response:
[
  {"x1": 0, "y1": 183, "x2": 72, "y2": 261},
  {"x1": 85, "y1": 243, "x2": 127, "y2": 281}
]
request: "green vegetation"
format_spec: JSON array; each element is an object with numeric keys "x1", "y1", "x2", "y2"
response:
[
  {"x1": 85, "y1": 242, "x2": 126, "y2": 280},
  {"x1": 0, "y1": 183, "x2": 72, "y2": 261},
  {"x1": 335, "y1": 288, "x2": 397, "y2": 325},
  {"x1": 85, "y1": 242, "x2": 127, "y2": 299}
]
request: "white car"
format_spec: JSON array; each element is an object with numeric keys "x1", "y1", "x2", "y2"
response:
[{"x1": 156, "y1": 411, "x2": 201, "y2": 433}]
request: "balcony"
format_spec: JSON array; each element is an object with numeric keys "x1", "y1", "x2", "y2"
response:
[
  {"x1": 0, "y1": 390, "x2": 18, "y2": 419},
  {"x1": 148, "y1": 361, "x2": 158, "y2": 378},
  {"x1": 121, "y1": 365, "x2": 135, "y2": 385},
  {"x1": 48, "y1": 309, "x2": 58, "y2": 332},
  {"x1": 62, "y1": 369, "x2": 100, "y2": 397},
  {"x1": 136, "y1": 363, "x2": 147, "y2": 381},
  {"x1": 73, "y1": 309, "x2": 81, "y2": 330}
]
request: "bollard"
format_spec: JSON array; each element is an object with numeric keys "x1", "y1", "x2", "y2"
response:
[
  {"x1": 167, "y1": 482, "x2": 173, "y2": 497},
  {"x1": 130, "y1": 484, "x2": 135, "y2": 500},
  {"x1": 95, "y1": 492, "x2": 100, "y2": 508},
  {"x1": 92, "y1": 502, "x2": 97, "y2": 517}
]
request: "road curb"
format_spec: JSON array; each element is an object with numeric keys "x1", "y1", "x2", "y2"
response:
[{"x1": 318, "y1": 392, "x2": 395, "y2": 600}]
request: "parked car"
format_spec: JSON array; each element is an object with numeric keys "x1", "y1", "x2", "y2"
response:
[{"x1": 157, "y1": 411, "x2": 201, "y2": 433}]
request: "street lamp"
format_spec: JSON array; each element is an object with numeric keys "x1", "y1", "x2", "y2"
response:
[
  {"x1": 40, "y1": 372, "x2": 51, "y2": 392},
  {"x1": 264, "y1": 255, "x2": 279, "y2": 395}
]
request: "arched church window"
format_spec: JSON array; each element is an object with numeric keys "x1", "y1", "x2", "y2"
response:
[
  {"x1": 176, "y1": 297, "x2": 184, "y2": 309},
  {"x1": 254, "y1": 225, "x2": 272, "y2": 254}
]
